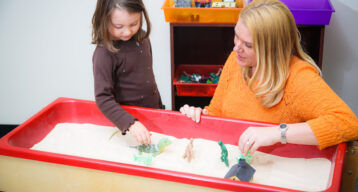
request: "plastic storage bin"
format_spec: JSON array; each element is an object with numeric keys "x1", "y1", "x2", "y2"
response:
[
  {"x1": 162, "y1": 0, "x2": 243, "y2": 23},
  {"x1": 247, "y1": 0, "x2": 335, "y2": 25},
  {"x1": 174, "y1": 65, "x2": 223, "y2": 97},
  {"x1": 163, "y1": 0, "x2": 334, "y2": 25},
  {"x1": 0, "y1": 98, "x2": 346, "y2": 192}
]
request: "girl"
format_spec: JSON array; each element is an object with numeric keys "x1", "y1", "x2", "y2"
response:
[{"x1": 92, "y1": 0, "x2": 164, "y2": 145}]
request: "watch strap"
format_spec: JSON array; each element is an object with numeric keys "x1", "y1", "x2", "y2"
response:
[{"x1": 279, "y1": 123, "x2": 288, "y2": 144}]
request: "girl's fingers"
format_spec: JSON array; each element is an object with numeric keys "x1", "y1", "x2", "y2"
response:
[{"x1": 144, "y1": 131, "x2": 151, "y2": 145}]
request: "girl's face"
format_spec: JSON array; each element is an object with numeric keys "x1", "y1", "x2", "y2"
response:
[
  {"x1": 233, "y1": 19, "x2": 256, "y2": 69},
  {"x1": 108, "y1": 8, "x2": 141, "y2": 41}
]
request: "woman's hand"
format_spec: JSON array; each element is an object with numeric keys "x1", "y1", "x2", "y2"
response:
[
  {"x1": 238, "y1": 126, "x2": 280, "y2": 155},
  {"x1": 179, "y1": 104, "x2": 209, "y2": 123},
  {"x1": 129, "y1": 121, "x2": 152, "y2": 145}
]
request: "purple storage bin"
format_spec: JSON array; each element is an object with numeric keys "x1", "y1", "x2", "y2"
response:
[{"x1": 247, "y1": 0, "x2": 335, "y2": 25}]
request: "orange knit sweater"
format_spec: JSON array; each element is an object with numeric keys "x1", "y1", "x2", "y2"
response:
[{"x1": 206, "y1": 52, "x2": 358, "y2": 149}]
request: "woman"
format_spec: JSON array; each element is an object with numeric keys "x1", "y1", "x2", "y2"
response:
[{"x1": 180, "y1": 0, "x2": 358, "y2": 155}]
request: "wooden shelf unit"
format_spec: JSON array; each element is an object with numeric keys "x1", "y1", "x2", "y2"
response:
[{"x1": 170, "y1": 23, "x2": 325, "y2": 110}]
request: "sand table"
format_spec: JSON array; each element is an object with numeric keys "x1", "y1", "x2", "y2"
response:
[{"x1": 32, "y1": 123, "x2": 331, "y2": 191}]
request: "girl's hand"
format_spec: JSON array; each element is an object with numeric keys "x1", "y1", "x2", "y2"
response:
[
  {"x1": 129, "y1": 121, "x2": 152, "y2": 145},
  {"x1": 179, "y1": 104, "x2": 208, "y2": 123},
  {"x1": 238, "y1": 126, "x2": 280, "y2": 155}
]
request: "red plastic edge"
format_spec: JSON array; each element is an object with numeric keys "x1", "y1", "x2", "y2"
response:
[{"x1": 0, "y1": 97, "x2": 346, "y2": 192}]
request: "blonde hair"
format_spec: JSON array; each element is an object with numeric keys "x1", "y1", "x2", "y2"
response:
[
  {"x1": 91, "y1": 0, "x2": 151, "y2": 52},
  {"x1": 240, "y1": 0, "x2": 321, "y2": 108}
]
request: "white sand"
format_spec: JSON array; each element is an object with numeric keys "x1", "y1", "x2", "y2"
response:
[{"x1": 32, "y1": 123, "x2": 331, "y2": 191}]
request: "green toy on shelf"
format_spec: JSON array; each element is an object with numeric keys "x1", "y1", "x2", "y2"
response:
[
  {"x1": 178, "y1": 68, "x2": 222, "y2": 84},
  {"x1": 209, "y1": 72, "x2": 219, "y2": 83}
]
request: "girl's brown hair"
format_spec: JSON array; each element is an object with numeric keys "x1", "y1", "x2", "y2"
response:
[{"x1": 91, "y1": 0, "x2": 151, "y2": 52}]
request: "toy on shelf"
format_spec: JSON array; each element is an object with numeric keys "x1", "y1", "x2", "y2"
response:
[
  {"x1": 218, "y1": 140, "x2": 229, "y2": 167},
  {"x1": 174, "y1": 0, "x2": 192, "y2": 7},
  {"x1": 194, "y1": 0, "x2": 212, "y2": 8},
  {"x1": 131, "y1": 138, "x2": 172, "y2": 157},
  {"x1": 212, "y1": 1, "x2": 237, "y2": 8},
  {"x1": 183, "y1": 138, "x2": 195, "y2": 162},
  {"x1": 224, "y1": 158, "x2": 256, "y2": 182},
  {"x1": 178, "y1": 68, "x2": 222, "y2": 84}
]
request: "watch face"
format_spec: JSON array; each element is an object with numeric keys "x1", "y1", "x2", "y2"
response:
[{"x1": 280, "y1": 124, "x2": 287, "y2": 129}]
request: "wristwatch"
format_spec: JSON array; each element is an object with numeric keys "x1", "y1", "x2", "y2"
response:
[{"x1": 279, "y1": 123, "x2": 288, "y2": 144}]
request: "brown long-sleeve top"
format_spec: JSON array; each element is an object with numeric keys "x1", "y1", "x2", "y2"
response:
[{"x1": 93, "y1": 38, "x2": 163, "y2": 133}]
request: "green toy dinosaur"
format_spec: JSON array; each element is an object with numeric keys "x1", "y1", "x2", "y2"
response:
[
  {"x1": 133, "y1": 154, "x2": 153, "y2": 166},
  {"x1": 238, "y1": 152, "x2": 253, "y2": 164},
  {"x1": 218, "y1": 140, "x2": 229, "y2": 167},
  {"x1": 131, "y1": 138, "x2": 172, "y2": 157}
]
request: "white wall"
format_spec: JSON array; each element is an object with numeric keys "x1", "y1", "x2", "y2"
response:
[
  {"x1": 322, "y1": 0, "x2": 358, "y2": 114},
  {"x1": 0, "y1": 0, "x2": 171, "y2": 124},
  {"x1": 0, "y1": 0, "x2": 357, "y2": 124}
]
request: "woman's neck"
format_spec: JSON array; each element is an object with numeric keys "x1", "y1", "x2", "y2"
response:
[{"x1": 250, "y1": 66, "x2": 256, "y2": 78}]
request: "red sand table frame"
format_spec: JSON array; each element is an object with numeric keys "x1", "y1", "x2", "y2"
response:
[{"x1": 0, "y1": 98, "x2": 346, "y2": 192}]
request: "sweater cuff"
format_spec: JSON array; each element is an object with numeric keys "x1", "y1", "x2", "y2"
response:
[
  {"x1": 112, "y1": 113, "x2": 137, "y2": 134},
  {"x1": 307, "y1": 119, "x2": 337, "y2": 150},
  {"x1": 121, "y1": 118, "x2": 138, "y2": 135}
]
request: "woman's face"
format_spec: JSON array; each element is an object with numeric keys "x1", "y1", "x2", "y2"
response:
[
  {"x1": 108, "y1": 8, "x2": 141, "y2": 41},
  {"x1": 233, "y1": 19, "x2": 256, "y2": 69}
]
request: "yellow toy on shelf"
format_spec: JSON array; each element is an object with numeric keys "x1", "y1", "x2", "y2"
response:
[{"x1": 212, "y1": 2, "x2": 237, "y2": 8}]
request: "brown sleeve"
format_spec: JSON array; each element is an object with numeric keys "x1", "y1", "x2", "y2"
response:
[{"x1": 92, "y1": 46, "x2": 136, "y2": 133}]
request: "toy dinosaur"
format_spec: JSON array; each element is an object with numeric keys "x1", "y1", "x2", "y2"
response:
[
  {"x1": 238, "y1": 153, "x2": 253, "y2": 164},
  {"x1": 133, "y1": 154, "x2": 153, "y2": 166},
  {"x1": 183, "y1": 138, "x2": 194, "y2": 162},
  {"x1": 131, "y1": 138, "x2": 172, "y2": 157},
  {"x1": 218, "y1": 140, "x2": 229, "y2": 167}
]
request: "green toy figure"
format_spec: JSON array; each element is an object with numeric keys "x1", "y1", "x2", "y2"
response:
[
  {"x1": 131, "y1": 138, "x2": 172, "y2": 157},
  {"x1": 179, "y1": 74, "x2": 191, "y2": 83},
  {"x1": 238, "y1": 153, "x2": 253, "y2": 164},
  {"x1": 218, "y1": 140, "x2": 229, "y2": 167},
  {"x1": 209, "y1": 72, "x2": 220, "y2": 83},
  {"x1": 133, "y1": 154, "x2": 153, "y2": 166}
]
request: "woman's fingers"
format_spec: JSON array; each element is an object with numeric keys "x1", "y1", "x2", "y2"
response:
[
  {"x1": 189, "y1": 106, "x2": 195, "y2": 120},
  {"x1": 238, "y1": 129, "x2": 250, "y2": 151},
  {"x1": 239, "y1": 126, "x2": 280, "y2": 155},
  {"x1": 195, "y1": 107, "x2": 202, "y2": 123},
  {"x1": 180, "y1": 104, "x2": 204, "y2": 123},
  {"x1": 180, "y1": 104, "x2": 189, "y2": 114}
]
